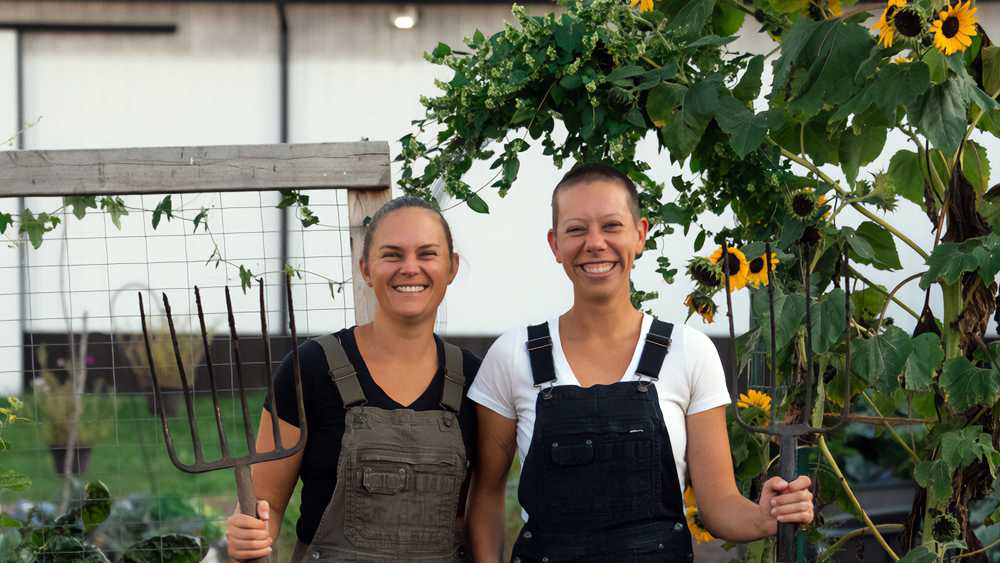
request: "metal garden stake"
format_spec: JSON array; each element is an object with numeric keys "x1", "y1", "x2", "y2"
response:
[
  {"x1": 723, "y1": 241, "x2": 853, "y2": 563},
  {"x1": 138, "y1": 278, "x2": 306, "y2": 563}
]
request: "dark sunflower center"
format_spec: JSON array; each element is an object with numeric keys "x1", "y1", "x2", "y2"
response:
[
  {"x1": 749, "y1": 257, "x2": 765, "y2": 274},
  {"x1": 895, "y1": 10, "x2": 923, "y2": 37},
  {"x1": 691, "y1": 264, "x2": 721, "y2": 287},
  {"x1": 724, "y1": 252, "x2": 741, "y2": 276},
  {"x1": 942, "y1": 15, "x2": 960, "y2": 38},
  {"x1": 792, "y1": 194, "x2": 815, "y2": 217}
]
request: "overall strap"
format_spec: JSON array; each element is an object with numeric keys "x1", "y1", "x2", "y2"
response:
[
  {"x1": 314, "y1": 334, "x2": 367, "y2": 407},
  {"x1": 635, "y1": 319, "x2": 674, "y2": 380},
  {"x1": 440, "y1": 342, "x2": 465, "y2": 413},
  {"x1": 526, "y1": 323, "x2": 557, "y2": 386}
]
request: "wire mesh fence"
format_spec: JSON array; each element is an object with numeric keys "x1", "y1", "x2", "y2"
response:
[{"x1": 1, "y1": 161, "x2": 380, "y2": 561}]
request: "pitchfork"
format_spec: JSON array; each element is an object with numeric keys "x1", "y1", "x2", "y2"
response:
[
  {"x1": 138, "y1": 278, "x2": 306, "y2": 563},
  {"x1": 723, "y1": 241, "x2": 852, "y2": 563}
]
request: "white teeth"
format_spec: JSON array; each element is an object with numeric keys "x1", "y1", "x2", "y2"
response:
[
  {"x1": 395, "y1": 285, "x2": 426, "y2": 293},
  {"x1": 582, "y1": 263, "x2": 614, "y2": 274}
]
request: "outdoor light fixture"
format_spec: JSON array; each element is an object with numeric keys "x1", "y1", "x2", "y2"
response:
[{"x1": 391, "y1": 5, "x2": 418, "y2": 29}]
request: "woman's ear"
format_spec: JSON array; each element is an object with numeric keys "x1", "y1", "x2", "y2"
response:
[
  {"x1": 448, "y1": 253, "x2": 460, "y2": 284},
  {"x1": 359, "y1": 258, "x2": 372, "y2": 287},
  {"x1": 547, "y1": 229, "x2": 562, "y2": 263}
]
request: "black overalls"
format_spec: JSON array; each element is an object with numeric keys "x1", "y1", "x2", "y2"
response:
[
  {"x1": 510, "y1": 320, "x2": 694, "y2": 563},
  {"x1": 290, "y1": 334, "x2": 469, "y2": 563}
]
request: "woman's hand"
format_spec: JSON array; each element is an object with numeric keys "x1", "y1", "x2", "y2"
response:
[
  {"x1": 226, "y1": 500, "x2": 273, "y2": 562},
  {"x1": 758, "y1": 475, "x2": 814, "y2": 533}
]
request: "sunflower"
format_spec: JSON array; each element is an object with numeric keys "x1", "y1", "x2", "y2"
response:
[
  {"x1": 738, "y1": 389, "x2": 773, "y2": 427},
  {"x1": 745, "y1": 252, "x2": 779, "y2": 288},
  {"x1": 799, "y1": 224, "x2": 823, "y2": 246},
  {"x1": 685, "y1": 486, "x2": 714, "y2": 544},
  {"x1": 893, "y1": 8, "x2": 925, "y2": 40},
  {"x1": 687, "y1": 257, "x2": 722, "y2": 289},
  {"x1": 708, "y1": 246, "x2": 749, "y2": 292},
  {"x1": 684, "y1": 292, "x2": 717, "y2": 324},
  {"x1": 629, "y1": 0, "x2": 655, "y2": 13},
  {"x1": 828, "y1": 0, "x2": 842, "y2": 17},
  {"x1": 892, "y1": 52, "x2": 913, "y2": 64},
  {"x1": 930, "y1": 1, "x2": 978, "y2": 56},
  {"x1": 872, "y1": 0, "x2": 907, "y2": 48}
]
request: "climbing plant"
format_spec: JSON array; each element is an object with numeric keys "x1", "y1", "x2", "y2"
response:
[{"x1": 399, "y1": 0, "x2": 1000, "y2": 561}]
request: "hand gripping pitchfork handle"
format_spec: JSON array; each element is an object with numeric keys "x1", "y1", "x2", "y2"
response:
[
  {"x1": 723, "y1": 242, "x2": 852, "y2": 563},
  {"x1": 139, "y1": 276, "x2": 307, "y2": 563}
]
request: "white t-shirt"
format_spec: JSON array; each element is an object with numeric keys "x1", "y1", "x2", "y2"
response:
[{"x1": 468, "y1": 313, "x2": 731, "y2": 508}]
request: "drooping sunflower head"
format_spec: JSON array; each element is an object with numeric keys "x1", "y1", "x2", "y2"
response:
[
  {"x1": 687, "y1": 256, "x2": 722, "y2": 289},
  {"x1": 684, "y1": 292, "x2": 717, "y2": 324},
  {"x1": 684, "y1": 486, "x2": 714, "y2": 544},
  {"x1": 872, "y1": 0, "x2": 908, "y2": 47},
  {"x1": 791, "y1": 190, "x2": 821, "y2": 220},
  {"x1": 893, "y1": 8, "x2": 925, "y2": 40},
  {"x1": 708, "y1": 246, "x2": 749, "y2": 292},
  {"x1": 745, "y1": 251, "x2": 779, "y2": 288},
  {"x1": 799, "y1": 224, "x2": 824, "y2": 247},
  {"x1": 930, "y1": 1, "x2": 978, "y2": 55}
]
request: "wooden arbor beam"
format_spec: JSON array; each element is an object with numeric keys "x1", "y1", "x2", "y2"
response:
[{"x1": 0, "y1": 141, "x2": 392, "y2": 325}]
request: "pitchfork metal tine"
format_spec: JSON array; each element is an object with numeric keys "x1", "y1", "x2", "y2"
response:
[
  {"x1": 224, "y1": 286, "x2": 258, "y2": 458},
  {"x1": 195, "y1": 286, "x2": 230, "y2": 459},
  {"x1": 138, "y1": 293, "x2": 186, "y2": 471},
  {"x1": 163, "y1": 293, "x2": 205, "y2": 464}
]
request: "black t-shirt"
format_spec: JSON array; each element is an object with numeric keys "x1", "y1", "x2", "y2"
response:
[{"x1": 266, "y1": 327, "x2": 481, "y2": 545}]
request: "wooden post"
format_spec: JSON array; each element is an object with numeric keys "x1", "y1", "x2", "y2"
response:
[{"x1": 348, "y1": 188, "x2": 392, "y2": 326}]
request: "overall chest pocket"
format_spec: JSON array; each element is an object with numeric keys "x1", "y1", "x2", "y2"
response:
[{"x1": 344, "y1": 446, "x2": 466, "y2": 551}]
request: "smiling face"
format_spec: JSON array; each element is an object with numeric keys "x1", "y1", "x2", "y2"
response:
[
  {"x1": 549, "y1": 179, "x2": 648, "y2": 304},
  {"x1": 360, "y1": 207, "x2": 459, "y2": 325}
]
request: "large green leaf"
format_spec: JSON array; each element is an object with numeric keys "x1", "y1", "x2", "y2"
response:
[
  {"x1": 895, "y1": 545, "x2": 938, "y2": 563},
  {"x1": 732, "y1": 55, "x2": 764, "y2": 103},
  {"x1": 914, "y1": 460, "x2": 953, "y2": 511},
  {"x1": 770, "y1": 18, "x2": 828, "y2": 103},
  {"x1": 920, "y1": 234, "x2": 1000, "y2": 288},
  {"x1": 752, "y1": 283, "x2": 806, "y2": 353},
  {"x1": 787, "y1": 21, "x2": 875, "y2": 116},
  {"x1": 838, "y1": 129, "x2": 864, "y2": 187},
  {"x1": 871, "y1": 61, "x2": 930, "y2": 118},
  {"x1": 851, "y1": 287, "x2": 888, "y2": 321},
  {"x1": 120, "y1": 535, "x2": 208, "y2": 563},
  {"x1": 646, "y1": 83, "x2": 686, "y2": 127},
  {"x1": 941, "y1": 426, "x2": 1000, "y2": 474},
  {"x1": 841, "y1": 226, "x2": 875, "y2": 263},
  {"x1": 962, "y1": 140, "x2": 991, "y2": 195},
  {"x1": 903, "y1": 333, "x2": 943, "y2": 391},
  {"x1": 854, "y1": 221, "x2": 902, "y2": 271},
  {"x1": 711, "y1": 0, "x2": 745, "y2": 37},
  {"x1": 939, "y1": 356, "x2": 1000, "y2": 412},
  {"x1": 850, "y1": 325, "x2": 913, "y2": 395},
  {"x1": 881, "y1": 150, "x2": 925, "y2": 209},
  {"x1": 664, "y1": 0, "x2": 715, "y2": 41},
  {"x1": 714, "y1": 98, "x2": 782, "y2": 158},
  {"x1": 810, "y1": 289, "x2": 847, "y2": 355},
  {"x1": 909, "y1": 79, "x2": 967, "y2": 156}
]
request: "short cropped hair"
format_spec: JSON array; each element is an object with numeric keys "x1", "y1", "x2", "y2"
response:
[
  {"x1": 362, "y1": 196, "x2": 454, "y2": 262},
  {"x1": 551, "y1": 163, "x2": 640, "y2": 229}
]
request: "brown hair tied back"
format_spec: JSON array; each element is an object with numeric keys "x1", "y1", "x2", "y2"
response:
[{"x1": 361, "y1": 196, "x2": 455, "y2": 262}]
